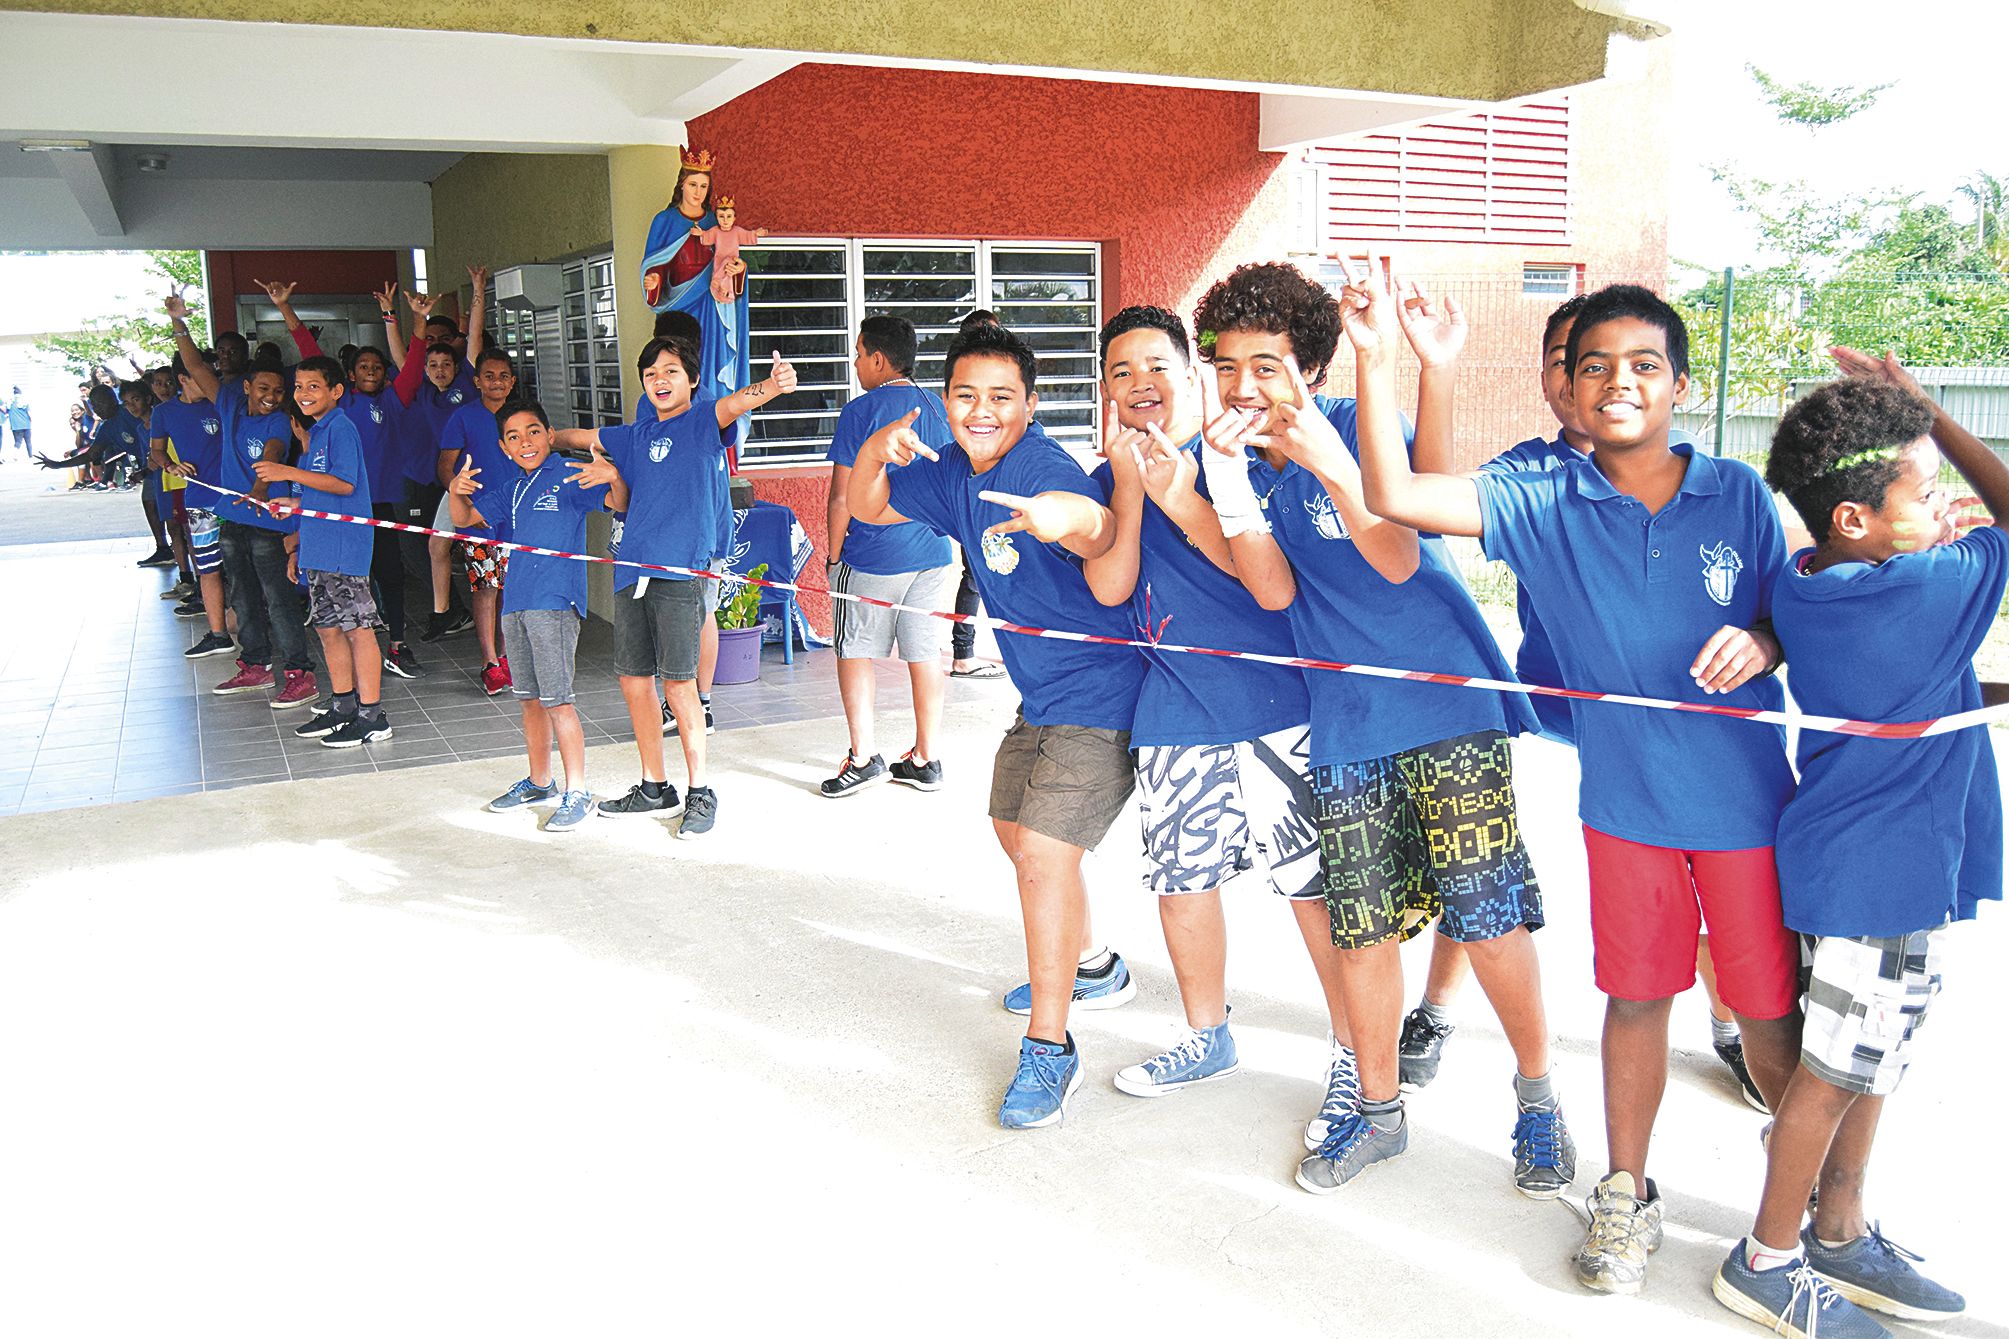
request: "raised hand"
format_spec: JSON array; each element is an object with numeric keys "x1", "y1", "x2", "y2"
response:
[
  {"x1": 448, "y1": 454, "x2": 481, "y2": 497},
  {"x1": 862, "y1": 408, "x2": 938, "y2": 467},
  {"x1": 1830, "y1": 345, "x2": 1924, "y2": 398},
  {"x1": 375, "y1": 281, "x2": 399, "y2": 317},
  {"x1": 256, "y1": 278, "x2": 297, "y2": 305},
  {"x1": 566, "y1": 442, "x2": 620, "y2": 490},
  {"x1": 1100, "y1": 400, "x2": 1148, "y2": 489},
  {"x1": 1395, "y1": 277, "x2": 1467, "y2": 368},
  {"x1": 164, "y1": 292, "x2": 189, "y2": 322},
  {"x1": 1336, "y1": 254, "x2": 1401, "y2": 361},
  {"x1": 1137, "y1": 423, "x2": 1197, "y2": 507},
  {"x1": 979, "y1": 490, "x2": 1073, "y2": 543},
  {"x1": 767, "y1": 350, "x2": 797, "y2": 397},
  {"x1": 468, "y1": 264, "x2": 489, "y2": 290},
  {"x1": 1267, "y1": 362, "x2": 1351, "y2": 478},
  {"x1": 406, "y1": 290, "x2": 438, "y2": 320}
]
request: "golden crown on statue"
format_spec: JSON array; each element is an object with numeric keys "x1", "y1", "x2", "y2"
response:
[
  {"x1": 681, "y1": 147, "x2": 716, "y2": 173},
  {"x1": 714, "y1": 195, "x2": 736, "y2": 210}
]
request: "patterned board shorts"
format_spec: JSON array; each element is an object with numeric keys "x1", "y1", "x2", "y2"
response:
[
  {"x1": 1312, "y1": 729, "x2": 1543, "y2": 950},
  {"x1": 1800, "y1": 928, "x2": 1945, "y2": 1096},
  {"x1": 186, "y1": 507, "x2": 223, "y2": 575},
  {"x1": 306, "y1": 570, "x2": 385, "y2": 631},
  {"x1": 459, "y1": 539, "x2": 509, "y2": 592},
  {"x1": 1134, "y1": 723, "x2": 1321, "y2": 899}
]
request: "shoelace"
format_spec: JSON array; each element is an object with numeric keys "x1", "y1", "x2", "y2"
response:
[
  {"x1": 1584, "y1": 1186, "x2": 1650, "y2": 1256},
  {"x1": 1513, "y1": 1108, "x2": 1565, "y2": 1169},
  {"x1": 1777, "y1": 1262, "x2": 1848, "y2": 1335},
  {"x1": 1320, "y1": 1049, "x2": 1361, "y2": 1119},
  {"x1": 1314, "y1": 1112, "x2": 1376, "y2": 1163},
  {"x1": 1859, "y1": 1222, "x2": 1925, "y2": 1266},
  {"x1": 1011, "y1": 1046, "x2": 1069, "y2": 1099},
  {"x1": 1145, "y1": 1030, "x2": 1212, "y2": 1076},
  {"x1": 1399, "y1": 1012, "x2": 1451, "y2": 1055}
]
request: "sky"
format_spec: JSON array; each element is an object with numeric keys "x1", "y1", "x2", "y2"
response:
[{"x1": 1658, "y1": 0, "x2": 2004, "y2": 269}]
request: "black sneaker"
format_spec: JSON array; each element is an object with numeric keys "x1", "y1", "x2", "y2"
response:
[
  {"x1": 174, "y1": 596, "x2": 205, "y2": 618},
  {"x1": 678, "y1": 786, "x2": 718, "y2": 839},
  {"x1": 443, "y1": 609, "x2": 474, "y2": 637},
  {"x1": 419, "y1": 611, "x2": 451, "y2": 643},
  {"x1": 1398, "y1": 1007, "x2": 1456, "y2": 1090},
  {"x1": 136, "y1": 548, "x2": 175, "y2": 568},
  {"x1": 183, "y1": 631, "x2": 236, "y2": 659},
  {"x1": 662, "y1": 701, "x2": 716, "y2": 737},
  {"x1": 383, "y1": 642, "x2": 423, "y2": 679},
  {"x1": 820, "y1": 752, "x2": 888, "y2": 797},
  {"x1": 293, "y1": 707, "x2": 349, "y2": 739},
  {"x1": 889, "y1": 753, "x2": 943, "y2": 791},
  {"x1": 1715, "y1": 1037, "x2": 1769, "y2": 1112},
  {"x1": 598, "y1": 781, "x2": 683, "y2": 819},
  {"x1": 322, "y1": 714, "x2": 391, "y2": 749}
]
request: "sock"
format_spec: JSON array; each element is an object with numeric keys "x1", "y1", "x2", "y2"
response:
[
  {"x1": 1745, "y1": 1238, "x2": 1803, "y2": 1272},
  {"x1": 1027, "y1": 1034, "x2": 1073, "y2": 1053},
  {"x1": 698, "y1": 691, "x2": 712, "y2": 707},
  {"x1": 1078, "y1": 947, "x2": 1115, "y2": 976},
  {"x1": 1363, "y1": 1097, "x2": 1403, "y2": 1133},
  {"x1": 641, "y1": 779, "x2": 665, "y2": 800},
  {"x1": 359, "y1": 700, "x2": 383, "y2": 724},
  {"x1": 333, "y1": 691, "x2": 358, "y2": 718},
  {"x1": 1815, "y1": 1233, "x2": 1856, "y2": 1250},
  {"x1": 1514, "y1": 1069, "x2": 1556, "y2": 1109},
  {"x1": 1712, "y1": 1015, "x2": 1741, "y2": 1047},
  {"x1": 1417, "y1": 997, "x2": 1453, "y2": 1028}
]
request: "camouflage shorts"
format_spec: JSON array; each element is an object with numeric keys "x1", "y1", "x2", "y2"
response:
[{"x1": 306, "y1": 570, "x2": 385, "y2": 631}]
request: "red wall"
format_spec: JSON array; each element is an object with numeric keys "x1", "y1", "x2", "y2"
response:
[{"x1": 205, "y1": 250, "x2": 403, "y2": 332}]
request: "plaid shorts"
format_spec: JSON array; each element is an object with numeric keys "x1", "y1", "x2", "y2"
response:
[
  {"x1": 1800, "y1": 928, "x2": 1945, "y2": 1096},
  {"x1": 306, "y1": 570, "x2": 385, "y2": 631},
  {"x1": 459, "y1": 539, "x2": 509, "y2": 592}
]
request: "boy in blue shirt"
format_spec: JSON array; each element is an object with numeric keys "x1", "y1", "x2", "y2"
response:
[
  {"x1": 449, "y1": 399, "x2": 610, "y2": 833},
  {"x1": 1193, "y1": 262, "x2": 1570, "y2": 1201},
  {"x1": 1709, "y1": 357, "x2": 2005, "y2": 1336},
  {"x1": 1081, "y1": 306, "x2": 1363, "y2": 1143},
  {"x1": 557, "y1": 336, "x2": 797, "y2": 840},
  {"x1": 821, "y1": 314, "x2": 958, "y2": 797},
  {"x1": 848, "y1": 320, "x2": 1144, "y2": 1130},
  {"x1": 1351, "y1": 273, "x2": 1801, "y2": 1295},
  {"x1": 437, "y1": 346, "x2": 521, "y2": 696},
  {"x1": 154, "y1": 355, "x2": 233, "y2": 658},
  {"x1": 253, "y1": 355, "x2": 390, "y2": 749}
]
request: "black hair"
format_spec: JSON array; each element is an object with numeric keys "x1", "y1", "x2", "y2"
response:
[
  {"x1": 337, "y1": 343, "x2": 360, "y2": 370},
  {"x1": 1542, "y1": 293, "x2": 1591, "y2": 352},
  {"x1": 351, "y1": 346, "x2": 389, "y2": 369},
  {"x1": 216, "y1": 330, "x2": 249, "y2": 353},
  {"x1": 474, "y1": 347, "x2": 515, "y2": 376},
  {"x1": 942, "y1": 321, "x2": 1038, "y2": 395},
  {"x1": 253, "y1": 341, "x2": 283, "y2": 364},
  {"x1": 1766, "y1": 379, "x2": 1938, "y2": 543},
  {"x1": 494, "y1": 398, "x2": 551, "y2": 433},
  {"x1": 638, "y1": 335, "x2": 699, "y2": 381},
  {"x1": 87, "y1": 383, "x2": 120, "y2": 417},
  {"x1": 1098, "y1": 306, "x2": 1191, "y2": 369},
  {"x1": 247, "y1": 353, "x2": 287, "y2": 382},
  {"x1": 1191, "y1": 262, "x2": 1342, "y2": 388},
  {"x1": 653, "y1": 310, "x2": 703, "y2": 348},
  {"x1": 294, "y1": 354, "x2": 346, "y2": 389},
  {"x1": 119, "y1": 379, "x2": 153, "y2": 411},
  {"x1": 426, "y1": 314, "x2": 461, "y2": 336},
  {"x1": 959, "y1": 309, "x2": 999, "y2": 333},
  {"x1": 1565, "y1": 283, "x2": 1689, "y2": 380},
  {"x1": 425, "y1": 341, "x2": 460, "y2": 362},
  {"x1": 858, "y1": 314, "x2": 918, "y2": 376}
]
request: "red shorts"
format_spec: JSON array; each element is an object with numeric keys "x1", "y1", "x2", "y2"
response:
[{"x1": 1582, "y1": 825, "x2": 1797, "y2": 1020}]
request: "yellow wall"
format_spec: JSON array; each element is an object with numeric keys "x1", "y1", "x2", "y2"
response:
[
  {"x1": 427, "y1": 151, "x2": 613, "y2": 313},
  {"x1": 4, "y1": 0, "x2": 1620, "y2": 103}
]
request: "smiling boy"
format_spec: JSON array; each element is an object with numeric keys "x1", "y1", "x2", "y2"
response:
[{"x1": 437, "y1": 346, "x2": 521, "y2": 694}]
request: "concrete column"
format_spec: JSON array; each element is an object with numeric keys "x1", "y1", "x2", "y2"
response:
[{"x1": 607, "y1": 144, "x2": 684, "y2": 412}]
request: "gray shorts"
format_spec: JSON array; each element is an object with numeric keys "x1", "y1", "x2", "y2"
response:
[
  {"x1": 305, "y1": 570, "x2": 384, "y2": 631},
  {"x1": 831, "y1": 562, "x2": 951, "y2": 662},
  {"x1": 702, "y1": 576, "x2": 722, "y2": 615},
  {"x1": 989, "y1": 713, "x2": 1135, "y2": 851},
  {"x1": 613, "y1": 577, "x2": 705, "y2": 681},
  {"x1": 502, "y1": 608, "x2": 582, "y2": 706}
]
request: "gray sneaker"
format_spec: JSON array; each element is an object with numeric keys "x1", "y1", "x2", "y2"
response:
[
  {"x1": 545, "y1": 789, "x2": 594, "y2": 832},
  {"x1": 1511, "y1": 1099, "x2": 1578, "y2": 1199},
  {"x1": 1571, "y1": 1170, "x2": 1665, "y2": 1295},
  {"x1": 1295, "y1": 1110, "x2": 1408, "y2": 1193},
  {"x1": 678, "y1": 786, "x2": 718, "y2": 839},
  {"x1": 1802, "y1": 1224, "x2": 1963, "y2": 1320}
]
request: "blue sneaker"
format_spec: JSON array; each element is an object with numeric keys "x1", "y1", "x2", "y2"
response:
[
  {"x1": 1002, "y1": 953, "x2": 1136, "y2": 1016},
  {"x1": 998, "y1": 1035, "x2": 1082, "y2": 1130},
  {"x1": 1511, "y1": 1100, "x2": 1577, "y2": 1199},
  {"x1": 545, "y1": 789, "x2": 594, "y2": 833},
  {"x1": 487, "y1": 777, "x2": 559, "y2": 812},
  {"x1": 1114, "y1": 1010, "x2": 1237, "y2": 1097},
  {"x1": 1714, "y1": 1244, "x2": 1890, "y2": 1338},
  {"x1": 1294, "y1": 1109, "x2": 1408, "y2": 1193},
  {"x1": 1803, "y1": 1224, "x2": 1964, "y2": 1321},
  {"x1": 1303, "y1": 1036, "x2": 1361, "y2": 1150}
]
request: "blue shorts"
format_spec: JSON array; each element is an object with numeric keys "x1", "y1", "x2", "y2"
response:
[{"x1": 186, "y1": 508, "x2": 224, "y2": 574}]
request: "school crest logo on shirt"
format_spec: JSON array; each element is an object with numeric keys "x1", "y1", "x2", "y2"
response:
[
  {"x1": 203, "y1": 420, "x2": 220, "y2": 436},
  {"x1": 1304, "y1": 492, "x2": 1349, "y2": 541},
  {"x1": 1700, "y1": 541, "x2": 1743, "y2": 607},
  {"x1": 447, "y1": 389, "x2": 465, "y2": 406},
  {"x1": 532, "y1": 485, "x2": 562, "y2": 513},
  {"x1": 649, "y1": 438, "x2": 670, "y2": 464},
  {"x1": 982, "y1": 530, "x2": 1020, "y2": 575},
  {"x1": 369, "y1": 406, "x2": 384, "y2": 424}
]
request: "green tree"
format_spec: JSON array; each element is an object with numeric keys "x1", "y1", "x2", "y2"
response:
[
  {"x1": 1745, "y1": 65, "x2": 1894, "y2": 128},
  {"x1": 34, "y1": 250, "x2": 209, "y2": 377},
  {"x1": 1955, "y1": 171, "x2": 2009, "y2": 273}
]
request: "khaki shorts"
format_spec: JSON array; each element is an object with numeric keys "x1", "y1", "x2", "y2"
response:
[{"x1": 988, "y1": 713, "x2": 1135, "y2": 851}]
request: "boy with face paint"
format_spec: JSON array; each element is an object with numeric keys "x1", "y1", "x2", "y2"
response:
[{"x1": 848, "y1": 320, "x2": 1145, "y2": 1130}]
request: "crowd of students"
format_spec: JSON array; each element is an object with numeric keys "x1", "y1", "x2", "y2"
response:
[{"x1": 86, "y1": 253, "x2": 1996, "y2": 1336}]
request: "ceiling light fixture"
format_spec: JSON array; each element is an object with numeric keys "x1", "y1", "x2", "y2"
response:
[
  {"x1": 19, "y1": 139, "x2": 94, "y2": 153},
  {"x1": 136, "y1": 153, "x2": 169, "y2": 172}
]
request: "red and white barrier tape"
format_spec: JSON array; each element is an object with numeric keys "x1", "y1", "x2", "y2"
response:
[{"x1": 184, "y1": 478, "x2": 2009, "y2": 741}]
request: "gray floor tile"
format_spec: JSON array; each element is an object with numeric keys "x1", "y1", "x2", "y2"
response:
[
  {"x1": 204, "y1": 757, "x2": 293, "y2": 782},
  {"x1": 206, "y1": 738, "x2": 288, "y2": 765}
]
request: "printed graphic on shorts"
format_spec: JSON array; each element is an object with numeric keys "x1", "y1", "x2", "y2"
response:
[
  {"x1": 981, "y1": 529, "x2": 1020, "y2": 575},
  {"x1": 1304, "y1": 491, "x2": 1350, "y2": 541},
  {"x1": 1701, "y1": 540, "x2": 1743, "y2": 607},
  {"x1": 1240, "y1": 727, "x2": 1321, "y2": 897},
  {"x1": 1136, "y1": 744, "x2": 1248, "y2": 893}
]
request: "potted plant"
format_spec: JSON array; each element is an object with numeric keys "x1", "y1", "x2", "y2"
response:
[{"x1": 713, "y1": 562, "x2": 768, "y2": 685}]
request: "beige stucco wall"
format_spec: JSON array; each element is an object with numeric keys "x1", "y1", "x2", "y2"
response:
[{"x1": 426, "y1": 152, "x2": 614, "y2": 313}]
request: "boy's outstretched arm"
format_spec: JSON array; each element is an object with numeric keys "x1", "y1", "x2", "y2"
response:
[
  {"x1": 1833, "y1": 345, "x2": 2009, "y2": 533},
  {"x1": 847, "y1": 411, "x2": 934, "y2": 526},
  {"x1": 165, "y1": 296, "x2": 218, "y2": 404},
  {"x1": 714, "y1": 352, "x2": 797, "y2": 428},
  {"x1": 978, "y1": 489, "x2": 1116, "y2": 561}
]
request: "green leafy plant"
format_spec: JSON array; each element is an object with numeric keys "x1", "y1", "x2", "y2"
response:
[
  {"x1": 34, "y1": 250, "x2": 208, "y2": 375},
  {"x1": 716, "y1": 563, "x2": 768, "y2": 631}
]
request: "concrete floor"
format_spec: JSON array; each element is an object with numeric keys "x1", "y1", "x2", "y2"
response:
[{"x1": 0, "y1": 700, "x2": 2000, "y2": 1338}]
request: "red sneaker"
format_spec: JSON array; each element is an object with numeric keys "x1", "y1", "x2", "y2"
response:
[
  {"x1": 271, "y1": 669, "x2": 318, "y2": 709},
  {"x1": 480, "y1": 661, "x2": 511, "y2": 697},
  {"x1": 212, "y1": 660, "x2": 275, "y2": 696}
]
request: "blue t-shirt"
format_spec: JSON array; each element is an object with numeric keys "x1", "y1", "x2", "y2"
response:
[
  {"x1": 437, "y1": 401, "x2": 511, "y2": 536},
  {"x1": 1261, "y1": 397, "x2": 1531, "y2": 767},
  {"x1": 1090, "y1": 436, "x2": 1309, "y2": 747},
  {"x1": 1771, "y1": 526, "x2": 2009, "y2": 937},
  {"x1": 888, "y1": 428, "x2": 1142, "y2": 731},
  {"x1": 154, "y1": 398, "x2": 224, "y2": 486},
  {"x1": 828, "y1": 383, "x2": 956, "y2": 575},
  {"x1": 415, "y1": 367, "x2": 476, "y2": 446},
  {"x1": 340, "y1": 387, "x2": 405, "y2": 508},
  {"x1": 98, "y1": 411, "x2": 142, "y2": 462},
  {"x1": 208, "y1": 382, "x2": 297, "y2": 534},
  {"x1": 295, "y1": 411, "x2": 373, "y2": 577},
  {"x1": 599, "y1": 400, "x2": 730, "y2": 591},
  {"x1": 1476, "y1": 444, "x2": 1793, "y2": 850},
  {"x1": 634, "y1": 391, "x2": 736, "y2": 557},
  {"x1": 488, "y1": 456, "x2": 610, "y2": 617}
]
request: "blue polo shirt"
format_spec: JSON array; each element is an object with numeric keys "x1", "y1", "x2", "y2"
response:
[
  {"x1": 1771, "y1": 526, "x2": 2009, "y2": 937},
  {"x1": 437, "y1": 401, "x2": 511, "y2": 536},
  {"x1": 416, "y1": 367, "x2": 476, "y2": 444},
  {"x1": 340, "y1": 387, "x2": 405, "y2": 507},
  {"x1": 1476, "y1": 444, "x2": 1793, "y2": 850},
  {"x1": 599, "y1": 399, "x2": 730, "y2": 591},
  {"x1": 829, "y1": 383, "x2": 956, "y2": 575},
  {"x1": 98, "y1": 411, "x2": 142, "y2": 461},
  {"x1": 634, "y1": 391, "x2": 737, "y2": 560},
  {"x1": 489, "y1": 455, "x2": 610, "y2": 617},
  {"x1": 1090, "y1": 435, "x2": 1308, "y2": 747},
  {"x1": 1261, "y1": 397, "x2": 1530, "y2": 768},
  {"x1": 888, "y1": 428, "x2": 1141, "y2": 731},
  {"x1": 294, "y1": 411, "x2": 373, "y2": 577},
  {"x1": 207, "y1": 382, "x2": 297, "y2": 535},
  {"x1": 155, "y1": 398, "x2": 223, "y2": 485}
]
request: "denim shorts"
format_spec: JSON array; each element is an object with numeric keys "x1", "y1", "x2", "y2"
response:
[{"x1": 612, "y1": 577, "x2": 705, "y2": 681}]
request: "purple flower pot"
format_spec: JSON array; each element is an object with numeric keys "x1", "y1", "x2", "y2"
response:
[{"x1": 714, "y1": 624, "x2": 763, "y2": 685}]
